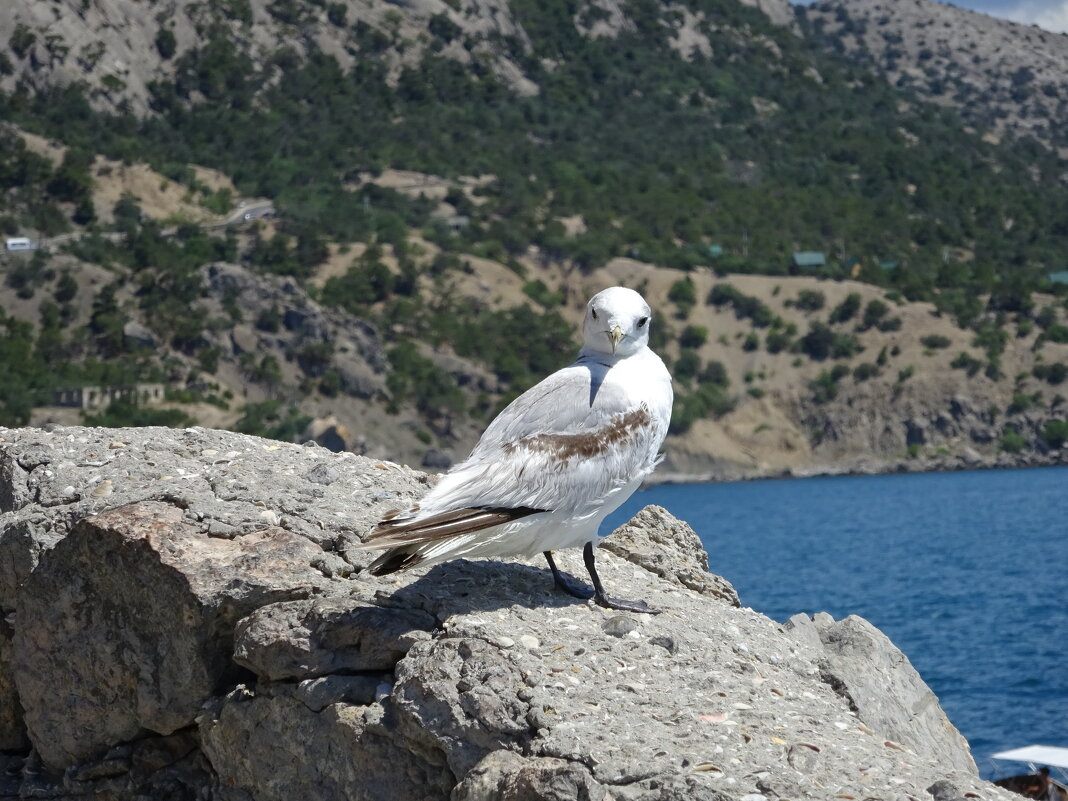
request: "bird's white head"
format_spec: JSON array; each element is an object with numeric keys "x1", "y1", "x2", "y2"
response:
[{"x1": 581, "y1": 286, "x2": 654, "y2": 359}]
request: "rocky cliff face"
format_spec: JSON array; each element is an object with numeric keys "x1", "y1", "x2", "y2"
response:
[
  {"x1": 738, "y1": 0, "x2": 798, "y2": 31},
  {"x1": 0, "y1": 0, "x2": 796, "y2": 116},
  {"x1": 0, "y1": 424, "x2": 1015, "y2": 800},
  {"x1": 801, "y1": 0, "x2": 1068, "y2": 153},
  {"x1": 0, "y1": 0, "x2": 538, "y2": 115}
]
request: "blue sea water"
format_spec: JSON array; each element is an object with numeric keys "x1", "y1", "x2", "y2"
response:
[{"x1": 602, "y1": 466, "x2": 1068, "y2": 780}]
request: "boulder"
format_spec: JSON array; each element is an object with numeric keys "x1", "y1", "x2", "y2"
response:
[
  {"x1": 13, "y1": 501, "x2": 327, "y2": 769},
  {"x1": 233, "y1": 598, "x2": 436, "y2": 681},
  {"x1": 122, "y1": 320, "x2": 158, "y2": 349},
  {"x1": 200, "y1": 684, "x2": 453, "y2": 801},
  {"x1": 600, "y1": 504, "x2": 740, "y2": 605},
  {"x1": 785, "y1": 612, "x2": 977, "y2": 774},
  {"x1": 453, "y1": 750, "x2": 605, "y2": 801},
  {"x1": 0, "y1": 425, "x2": 1016, "y2": 801}
]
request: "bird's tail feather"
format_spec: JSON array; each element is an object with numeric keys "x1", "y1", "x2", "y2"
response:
[{"x1": 360, "y1": 505, "x2": 544, "y2": 576}]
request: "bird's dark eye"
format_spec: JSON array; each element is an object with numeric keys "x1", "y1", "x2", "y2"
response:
[
  {"x1": 591, "y1": 309, "x2": 598, "y2": 320},
  {"x1": 637, "y1": 317, "x2": 649, "y2": 328}
]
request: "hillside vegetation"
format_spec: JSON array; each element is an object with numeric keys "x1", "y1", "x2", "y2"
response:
[
  {"x1": 802, "y1": 0, "x2": 1068, "y2": 154},
  {"x1": 1, "y1": 0, "x2": 1067, "y2": 477}
]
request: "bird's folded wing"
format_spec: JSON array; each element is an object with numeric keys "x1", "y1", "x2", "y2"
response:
[
  {"x1": 358, "y1": 505, "x2": 542, "y2": 549},
  {"x1": 413, "y1": 365, "x2": 666, "y2": 517}
]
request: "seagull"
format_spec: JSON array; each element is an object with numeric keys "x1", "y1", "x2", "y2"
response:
[{"x1": 359, "y1": 286, "x2": 674, "y2": 613}]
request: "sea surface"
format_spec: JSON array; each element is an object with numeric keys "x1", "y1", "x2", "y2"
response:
[{"x1": 602, "y1": 466, "x2": 1068, "y2": 780}]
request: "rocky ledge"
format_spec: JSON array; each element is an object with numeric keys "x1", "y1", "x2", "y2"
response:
[{"x1": 0, "y1": 425, "x2": 1014, "y2": 801}]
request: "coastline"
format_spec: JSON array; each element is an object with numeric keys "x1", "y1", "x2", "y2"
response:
[{"x1": 649, "y1": 447, "x2": 1068, "y2": 486}]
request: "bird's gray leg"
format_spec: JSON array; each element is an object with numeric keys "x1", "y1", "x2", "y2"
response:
[
  {"x1": 583, "y1": 541, "x2": 660, "y2": 614},
  {"x1": 544, "y1": 551, "x2": 594, "y2": 599}
]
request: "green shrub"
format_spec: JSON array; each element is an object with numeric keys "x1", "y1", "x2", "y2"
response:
[
  {"x1": 668, "y1": 278, "x2": 696, "y2": 318},
  {"x1": 156, "y1": 27, "x2": 177, "y2": 59},
  {"x1": 861, "y1": 299, "x2": 888, "y2": 330},
  {"x1": 699, "y1": 360, "x2": 729, "y2": 387},
  {"x1": 679, "y1": 325, "x2": 708, "y2": 348},
  {"x1": 742, "y1": 332, "x2": 759, "y2": 352},
  {"x1": 707, "y1": 284, "x2": 774, "y2": 327},
  {"x1": 831, "y1": 333, "x2": 859, "y2": 359},
  {"x1": 795, "y1": 289, "x2": 825, "y2": 312},
  {"x1": 829, "y1": 292, "x2": 862, "y2": 324},
  {"x1": 674, "y1": 348, "x2": 701, "y2": 382},
  {"x1": 765, "y1": 329, "x2": 793, "y2": 354},
  {"x1": 319, "y1": 369, "x2": 342, "y2": 397},
  {"x1": 1000, "y1": 428, "x2": 1027, "y2": 453},
  {"x1": 878, "y1": 316, "x2": 902, "y2": 332},
  {"x1": 800, "y1": 322, "x2": 835, "y2": 360},
  {"x1": 84, "y1": 400, "x2": 194, "y2": 429},
  {"x1": 523, "y1": 279, "x2": 564, "y2": 307},
  {"x1": 236, "y1": 401, "x2": 312, "y2": 443},
  {"x1": 950, "y1": 352, "x2": 983, "y2": 377},
  {"x1": 1009, "y1": 392, "x2": 1044, "y2": 415},
  {"x1": 669, "y1": 382, "x2": 735, "y2": 434},
  {"x1": 1042, "y1": 420, "x2": 1068, "y2": 449},
  {"x1": 1046, "y1": 325, "x2": 1068, "y2": 344},
  {"x1": 920, "y1": 334, "x2": 951, "y2": 350},
  {"x1": 853, "y1": 362, "x2": 879, "y2": 382},
  {"x1": 386, "y1": 340, "x2": 465, "y2": 416},
  {"x1": 1036, "y1": 306, "x2": 1058, "y2": 330},
  {"x1": 810, "y1": 370, "x2": 840, "y2": 404},
  {"x1": 973, "y1": 321, "x2": 1009, "y2": 358},
  {"x1": 1033, "y1": 363, "x2": 1067, "y2": 385},
  {"x1": 294, "y1": 342, "x2": 333, "y2": 377},
  {"x1": 256, "y1": 305, "x2": 282, "y2": 333}
]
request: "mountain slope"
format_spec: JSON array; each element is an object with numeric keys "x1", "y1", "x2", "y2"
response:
[
  {"x1": 800, "y1": 0, "x2": 1068, "y2": 155},
  {"x1": 2, "y1": 0, "x2": 1067, "y2": 477}
]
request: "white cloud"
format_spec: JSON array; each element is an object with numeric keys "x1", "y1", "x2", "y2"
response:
[{"x1": 1000, "y1": 1, "x2": 1068, "y2": 33}]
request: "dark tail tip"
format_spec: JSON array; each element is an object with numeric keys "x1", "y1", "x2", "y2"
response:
[{"x1": 367, "y1": 549, "x2": 424, "y2": 576}]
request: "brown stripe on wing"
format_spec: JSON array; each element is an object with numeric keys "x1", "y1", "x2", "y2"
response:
[
  {"x1": 361, "y1": 505, "x2": 544, "y2": 550},
  {"x1": 504, "y1": 406, "x2": 651, "y2": 463}
]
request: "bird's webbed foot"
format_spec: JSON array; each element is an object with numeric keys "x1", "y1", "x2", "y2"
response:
[{"x1": 593, "y1": 593, "x2": 660, "y2": 615}]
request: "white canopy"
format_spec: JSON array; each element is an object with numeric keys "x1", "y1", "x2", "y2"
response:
[{"x1": 991, "y1": 746, "x2": 1068, "y2": 770}]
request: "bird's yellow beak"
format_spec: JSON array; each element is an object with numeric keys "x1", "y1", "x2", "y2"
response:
[{"x1": 606, "y1": 326, "x2": 625, "y2": 353}]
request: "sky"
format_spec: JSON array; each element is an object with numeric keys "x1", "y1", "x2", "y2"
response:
[{"x1": 793, "y1": 0, "x2": 1068, "y2": 33}]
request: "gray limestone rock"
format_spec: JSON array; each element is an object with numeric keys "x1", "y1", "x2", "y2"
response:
[
  {"x1": 0, "y1": 425, "x2": 1019, "y2": 801},
  {"x1": 601, "y1": 504, "x2": 740, "y2": 606},
  {"x1": 0, "y1": 448, "x2": 30, "y2": 514},
  {"x1": 454, "y1": 750, "x2": 606, "y2": 801},
  {"x1": 0, "y1": 615, "x2": 27, "y2": 751},
  {"x1": 295, "y1": 675, "x2": 383, "y2": 711},
  {"x1": 200, "y1": 684, "x2": 453, "y2": 801},
  {"x1": 233, "y1": 597, "x2": 436, "y2": 680},
  {"x1": 0, "y1": 514, "x2": 65, "y2": 613},
  {"x1": 785, "y1": 613, "x2": 977, "y2": 775},
  {"x1": 12, "y1": 501, "x2": 327, "y2": 769},
  {"x1": 393, "y1": 637, "x2": 533, "y2": 778},
  {"x1": 122, "y1": 320, "x2": 158, "y2": 349}
]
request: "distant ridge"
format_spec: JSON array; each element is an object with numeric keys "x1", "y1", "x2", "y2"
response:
[{"x1": 801, "y1": 0, "x2": 1068, "y2": 154}]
